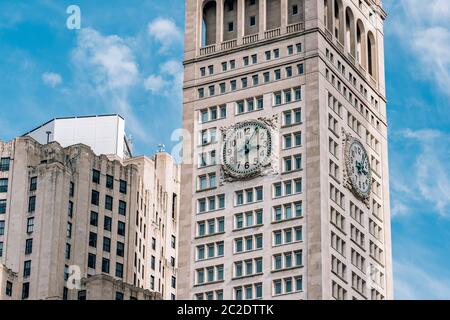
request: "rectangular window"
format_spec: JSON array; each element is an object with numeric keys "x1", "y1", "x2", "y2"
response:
[
  {"x1": 26, "y1": 218, "x2": 34, "y2": 234},
  {"x1": 68, "y1": 201, "x2": 74, "y2": 218},
  {"x1": 118, "y1": 200, "x2": 127, "y2": 216},
  {"x1": 92, "y1": 169, "x2": 100, "y2": 184},
  {"x1": 23, "y1": 260, "x2": 31, "y2": 278},
  {"x1": 105, "y1": 195, "x2": 113, "y2": 211},
  {"x1": 0, "y1": 241, "x2": 3, "y2": 257},
  {"x1": 0, "y1": 199, "x2": 6, "y2": 214},
  {"x1": 89, "y1": 232, "x2": 97, "y2": 248},
  {"x1": 91, "y1": 190, "x2": 99, "y2": 206},
  {"x1": 22, "y1": 283, "x2": 30, "y2": 300},
  {"x1": 274, "y1": 69, "x2": 281, "y2": 80},
  {"x1": 116, "y1": 263, "x2": 124, "y2": 278},
  {"x1": 5, "y1": 280, "x2": 12, "y2": 296},
  {"x1": 69, "y1": 182, "x2": 75, "y2": 197},
  {"x1": 117, "y1": 221, "x2": 126, "y2": 236},
  {"x1": 104, "y1": 216, "x2": 112, "y2": 231},
  {"x1": 25, "y1": 239, "x2": 33, "y2": 255},
  {"x1": 29, "y1": 177, "x2": 37, "y2": 192},
  {"x1": 90, "y1": 211, "x2": 98, "y2": 227},
  {"x1": 88, "y1": 253, "x2": 96, "y2": 269},
  {"x1": 106, "y1": 175, "x2": 114, "y2": 189},
  {"x1": 28, "y1": 196, "x2": 36, "y2": 213},
  {"x1": 103, "y1": 237, "x2": 111, "y2": 252},
  {"x1": 102, "y1": 258, "x2": 110, "y2": 274},
  {"x1": 0, "y1": 158, "x2": 10, "y2": 172},
  {"x1": 117, "y1": 241, "x2": 125, "y2": 257},
  {"x1": 119, "y1": 180, "x2": 127, "y2": 194},
  {"x1": 286, "y1": 66, "x2": 293, "y2": 77},
  {"x1": 263, "y1": 72, "x2": 270, "y2": 83},
  {"x1": 0, "y1": 179, "x2": 8, "y2": 193},
  {"x1": 61, "y1": 243, "x2": 70, "y2": 261}
]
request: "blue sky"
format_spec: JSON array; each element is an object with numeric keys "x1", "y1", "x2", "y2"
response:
[{"x1": 0, "y1": 0, "x2": 449, "y2": 299}]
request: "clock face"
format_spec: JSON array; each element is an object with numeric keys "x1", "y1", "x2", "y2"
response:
[
  {"x1": 222, "y1": 121, "x2": 272, "y2": 178},
  {"x1": 347, "y1": 139, "x2": 372, "y2": 199}
]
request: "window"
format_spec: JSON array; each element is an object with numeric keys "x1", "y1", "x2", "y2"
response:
[
  {"x1": 0, "y1": 158, "x2": 10, "y2": 172},
  {"x1": 92, "y1": 169, "x2": 100, "y2": 184},
  {"x1": 23, "y1": 260, "x2": 31, "y2": 278},
  {"x1": 103, "y1": 237, "x2": 111, "y2": 252},
  {"x1": 105, "y1": 195, "x2": 113, "y2": 211},
  {"x1": 265, "y1": 51, "x2": 271, "y2": 60},
  {"x1": 119, "y1": 180, "x2": 127, "y2": 194},
  {"x1": 220, "y1": 82, "x2": 226, "y2": 93},
  {"x1": 22, "y1": 283, "x2": 30, "y2": 300},
  {"x1": 251, "y1": 54, "x2": 257, "y2": 64},
  {"x1": 106, "y1": 175, "x2": 114, "y2": 189},
  {"x1": 28, "y1": 196, "x2": 36, "y2": 213},
  {"x1": 297, "y1": 63, "x2": 304, "y2": 75},
  {"x1": 91, "y1": 190, "x2": 99, "y2": 206},
  {"x1": 287, "y1": 45, "x2": 294, "y2": 55},
  {"x1": 0, "y1": 179, "x2": 8, "y2": 193},
  {"x1": 5, "y1": 280, "x2": 12, "y2": 296},
  {"x1": 90, "y1": 211, "x2": 98, "y2": 227},
  {"x1": 78, "y1": 290, "x2": 87, "y2": 300},
  {"x1": 274, "y1": 69, "x2": 281, "y2": 80},
  {"x1": 230, "y1": 60, "x2": 236, "y2": 69},
  {"x1": 69, "y1": 182, "x2": 75, "y2": 197},
  {"x1": 117, "y1": 241, "x2": 125, "y2": 257},
  {"x1": 116, "y1": 263, "x2": 124, "y2": 278},
  {"x1": 198, "y1": 88, "x2": 204, "y2": 98},
  {"x1": 0, "y1": 199, "x2": 5, "y2": 214},
  {"x1": 243, "y1": 56, "x2": 249, "y2": 66},
  {"x1": 208, "y1": 65, "x2": 214, "y2": 75},
  {"x1": 118, "y1": 221, "x2": 126, "y2": 236},
  {"x1": 274, "y1": 49, "x2": 280, "y2": 58},
  {"x1": 88, "y1": 253, "x2": 96, "y2": 269},
  {"x1": 119, "y1": 200, "x2": 127, "y2": 216},
  {"x1": 89, "y1": 232, "x2": 97, "y2": 248},
  {"x1": 115, "y1": 292, "x2": 124, "y2": 300},
  {"x1": 222, "y1": 62, "x2": 227, "y2": 71},
  {"x1": 263, "y1": 72, "x2": 270, "y2": 83},
  {"x1": 209, "y1": 85, "x2": 215, "y2": 96},
  {"x1": 0, "y1": 241, "x2": 3, "y2": 257},
  {"x1": 68, "y1": 201, "x2": 74, "y2": 218},
  {"x1": 200, "y1": 67, "x2": 206, "y2": 77},
  {"x1": 250, "y1": 16, "x2": 256, "y2": 26},
  {"x1": 29, "y1": 177, "x2": 37, "y2": 192},
  {"x1": 25, "y1": 239, "x2": 33, "y2": 255},
  {"x1": 104, "y1": 216, "x2": 112, "y2": 231},
  {"x1": 26, "y1": 218, "x2": 34, "y2": 234},
  {"x1": 172, "y1": 276, "x2": 177, "y2": 289},
  {"x1": 102, "y1": 258, "x2": 110, "y2": 274},
  {"x1": 228, "y1": 22, "x2": 234, "y2": 32},
  {"x1": 292, "y1": 4, "x2": 298, "y2": 15},
  {"x1": 171, "y1": 235, "x2": 176, "y2": 249},
  {"x1": 286, "y1": 66, "x2": 293, "y2": 77}
]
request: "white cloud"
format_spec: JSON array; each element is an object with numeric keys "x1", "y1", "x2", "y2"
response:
[
  {"x1": 42, "y1": 72, "x2": 62, "y2": 87},
  {"x1": 71, "y1": 28, "x2": 145, "y2": 139},
  {"x1": 147, "y1": 18, "x2": 183, "y2": 53},
  {"x1": 394, "y1": 260, "x2": 450, "y2": 299},
  {"x1": 387, "y1": 0, "x2": 450, "y2": 97},
  {"x1": 400, "y1": 129, "x2": 450, "y2": 217},
  {"x1": 144, "y1": 59, "x2": 183, "y2": 97}
]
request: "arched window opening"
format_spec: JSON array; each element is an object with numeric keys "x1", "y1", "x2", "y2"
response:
[
  {"x1": 288, "y1": 0, "x2": 304, "y2": 25},
  {"x1": 224, "y1": 0, "x2": 238, "y2": 41},
  {"x1": 334, "y1": 0, "x2": 344, "y2": 44},
  {"x1": 202, "y1": 1, "x2": 217, "y2": 46},
  {"x1": 367, "y1": 32, "x2": 376, "y2": 78},
  {"x1": 345, "y1": 7, "x2": 356, "y2": 57},
  {"x1": 245, "y1": 0, "x2": 259, "y2": 36},
  {"x1": 356, "y1": 19, "x2": 366, "y2": 68},
  {"x1": 266, "y1": 0, "x2": 281, "y2": 30}
]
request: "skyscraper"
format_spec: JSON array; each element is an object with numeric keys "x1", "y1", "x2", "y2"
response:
[
  {"x1": 179, "y1": 0, "x2": 392, "y2": 300},
  {"x1": 0, "y1": 116, "x2": 180, "y2": 300}
]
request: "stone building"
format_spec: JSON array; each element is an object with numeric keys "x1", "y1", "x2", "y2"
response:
[
  {"x1": 0, "y1": 116, "x2": 180, "y2": 300},
  {"x1": 179, "y1": 0, "x2": 392, "y2": 300}
]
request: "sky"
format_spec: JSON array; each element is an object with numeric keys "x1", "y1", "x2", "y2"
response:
[{"x1": 0, "y1": 0, "x2": 449, "y2": 299}]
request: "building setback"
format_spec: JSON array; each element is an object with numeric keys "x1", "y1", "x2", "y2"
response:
[
  {"x1": 0, "y1": 134, "x2": 180, "y2": 300},
  {"x1": 179, "y1": 0, "x2": 392, "y2": 300}
]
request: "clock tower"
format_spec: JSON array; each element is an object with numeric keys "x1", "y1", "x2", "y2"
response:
[{"x1": 179, "y1": 0, "x2": 392, "y2": 300}]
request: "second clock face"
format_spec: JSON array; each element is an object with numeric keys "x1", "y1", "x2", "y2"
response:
[
  {"x1": 222, "y1": 121, "x2": 272, "y2": 177},
  {"x1": 347, "y1": 139, "x2": 372, "y2": 198}
]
